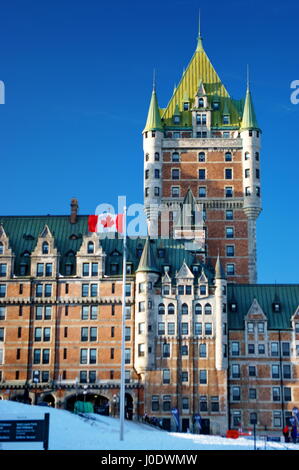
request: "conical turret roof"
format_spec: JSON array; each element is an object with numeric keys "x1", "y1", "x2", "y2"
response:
[
  {"x1": 136, "y1": 238, "x2": 160, "y2": 273},
  {"x1": 143, "y1": 87, "x2": 163, "y2": 133}
]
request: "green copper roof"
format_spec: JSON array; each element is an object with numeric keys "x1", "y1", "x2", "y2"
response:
[
  {"x1": 240, "y1": 87, "x2": 259, "y2": 130},
  {"x1": 143, "y1": 87, "x2": 163, "y2": 133},
  {"x1": 215, "y1": 254, "x2": 226, "y2": 280},
  {"x1": 136, "y1": 237, "x2": 160, "y2": 273},
  {"x1": 227, "y1": 284, "x2": 299, "y2": 330}
]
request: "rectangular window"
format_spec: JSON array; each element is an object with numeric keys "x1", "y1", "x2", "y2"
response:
[
  {"x1": 45, "y1": 306, "x2": 52, "y2": 320},
  {"x1": 152, "y1": 395, "x2": 159, "y2": 412},
  {"x1": 199, "y1": 396, "x2": 208, "y2": 412},
  {"x1": 125, "y1": 326, "x2": 131, "y2": 341},
  {"x1": 232, "y1": 386, "x2": 240, "y2": 401},
  {"x1": 167, "y1": 322, "x2": 175, "y2": 335},
  {"x1": 231, "y1": 342, "x2": 240, "y2": 356},
  {"x1": 125, "y1": 284, "x2": 131, "y2": 297},
  {"x1": 181, "y1": 371, "x2": 188, "y2": 382},
  {"x1": 272, "y1": 365, "x2": 280, "y2": 379},
  {"x1": 158, "y1": 322, "x2": 165, "y2": 335},
  {"x1": 226, "y1": 245, "x2": 235, "y2": 257},
  {"x1": 89, "y1": 349, "x2": 96, "y2": 364},
  {"x1": 42, "y1": 349, "x2": 50, "y2": 364},
  {"x1": 199, "y1": 369, "x2": 207, "y2": 384},
  {"x1": 43, "y1": 327, "x2": 51, "y2": 342},
  {"x1": 163, "y1": 369, "x2": 170, "y2": 384},
  {"x1": 82, "y1": 284, "x2": 89, "y2": 297},
  {"x1": 0, "y1": 306, "x2": 5, "y2": 320},
  {"x1": 163, "y1": 343, "x2": 170, "y2": 358},
  {"x1": 90, "y1": 284, "x2": 98, "y2": 297},
  {"x1": 171, "y1": 186, "x2": 180, "y2": 197},
  {"x1": 36, "y1": 284, "x2": 43, "y2": 297},
  {"x1": 284, "y1": 387, "x2": 292, "y2": 402},
  {"x1": 205, "y1": 323, "x2": 212, "y2": 335},
  {"x1": 90, "y1": 327, "x2": 97, "y2": 342},
  {"x1": 34, "y1": 327, "x2": 42, "y2": 342},
  {"x1": 35, "y1": 306, "x2": 43, "y2": 320},
  {"x1": 283, "y1": 364, "x2": 291, "y2": 379},
  {"x1": 36, "y1": 263, "x2": 44, "y2": 276},
  {"x1": 232, "y1": 364, "x2": 240, "y2": 378},
  {"x1": 45, "y1": 263, "x2": 52, "y2": 276},
  {"x1": 198, "y1": 169, "x2": 206, "y2": 180},
  {"x1": 271, "y1": 342, "x2": 279, "y2": 357},
  {"x1": 226, "y1": 264, "x2": 235, "y2": 275},
  {"x1": 195, "y1": 322, "x2": 202, "y2": 335},
  {"x1": 272, "y1": 387, "x2": 281, "y2": 402},
  {"x1": 33, "y1": 349, "x2": 41, "y2": 364},
  {"x1": 138, "y1": 344, "x2": 145, "y2": 357},
  {"x1": 181, "y1": 322, "x2": 189, "y2": 335},
  {"x1": 91, "y1": 305, "x2": 98, "y2": 320},
  {"x1": 163, "y1": 395, "x2": 171, "y2": 411},
  {"x1": 45, "y1": 284, "x2": 52, "y2": 297},
  {"x1": 172, "y1": 169, "x2": 180, "y2": 180},
  {"x1": 211, "y1": 396, "x2": 219, "y2": 412},
  {"x1": 198, "y1": 187, "x2": 206, "y2": 198},
  {"x1": 82, "y1": 263, "x2": 89, "y2": 276},
  {"x1": 226, "y1": 210, "x2": 234, "y2": 220},
  {"x1": 125, "y1": 348, "x2": 131, "y2": 364},
  {"x1": 225, "y1": 168, "x2": 232, "y2": 179},
  {"x1": 282, "y1": 342, "x2": 290, "y2": 357},
  {"x1": 225, "y1": 187, "x2": 233, "y2": 198}
]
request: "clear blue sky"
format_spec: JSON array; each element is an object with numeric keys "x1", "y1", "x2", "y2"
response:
[{"x1": 0, "y1": 0, "x2": 298, "y2": 283}]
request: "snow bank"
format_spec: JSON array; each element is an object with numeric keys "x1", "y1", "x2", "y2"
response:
[{"x1": 0, "y1": 400, "x2": 296, "y2": 451}]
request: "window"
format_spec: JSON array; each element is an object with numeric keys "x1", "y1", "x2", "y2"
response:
[
  {"x1": 0, "y1": 264, "x2": 7, "y2": 277},
  {"x1": 231, "y1": 342, "x2": 240, "y2": 356},
  {"x1": 225, "y1": 152, "x2": 232, "y2": 161},
  {"x1": 198, "y1": 152, "x2": 205, "y2": 162},
  {"x1": 226, "y1": 245, "x2": 235, "y2": 257},
  {"x1": 197, "y1": 369, "x2": 210, "y2": 390},
  {"x1": 223, "y1": 115, "x2": 230, "y2": 124},
  {"x1": 181, "y1": 303, "x2": 188, "y2": 315},
  {"x1": 181, "y1": 371, "x2": 188, "y2": 382},
  {"x1": 249, "y1": 388, "x2": 257, "y2": 400},
  {"x1": 163, "y1": 343, "x2": 170, "y2": 358},
  {"x1": 273, "y1": 411, "x2": 282, "y2": 428},
  {"x1": 172, "y1": 152, "x2": 180, "y2": 162},
  {"x1": 255, "y1": 152, "x2": 260, "y2": 161},
  {"x1": 199, "y1": 343, "x2": 206, "y2": 358},
  {"x1": 0, "y1": 243, "x2": 3, "y2": 254},
  {"x1": 171, "y1": 186, "x2": 180, "y2": 197},
  {"x1": 145, "y1": 188, "x2": 149, "y2": 197},
  {"x1": 154, "y1": 169, "x2": 160, "y2": 179},
  {"x1": 258, "y1": 322, "x2": 265, "y2": 333},
  {"x1": 172, "y1": 169, "x2": 180, "y2": 180},
  {"x1": 198, "y1": 187, "x2": 206, "y2": 198},
  {"x1": 34, "y1": 327, "x2": 42, "y2": 342},
  {"x1": 200, "y1": 396, "x2": 208, "y2": 412},
  {"x1": 195, "y1": 303, "x2": 202, "y2": 315},
  {"x1": 258, "y1": 344, "x2": 265, "y2": 354},
  {"x1": 43, "y1": 328, "x2": 50, "y2": 341},
  {"x1": 225, "y1": 168, "x2": 232, "y2": 179},
  {"x1": 0, "y1": 284, "x2": 6, "y2": 298},
  {"x1": 91, "y1": 263, "x2": 98, "y2": 276},
  {"x1": 138, "y1": 344, "x2": 145, "y2": 357},
  {"x1": 245, "y1": 152, "x2": 250, "y2": 160},
  {"x1": 90, "y1": 284, "x2": 98, "y2": 297},
  {"x1": 272, "y1": 387, "x2": 281, "y2": 402},
  {"x1": 248, "y1": 365, "x2": 256, "y2": 376},
  {"x1": 256, "y1": 169, "x2": 260, "y2": 179},
  {"x1": 125, "y1": 283, "x2": 131, "y2": 296},
  {"x1": 139, "y1": 301, "x2": 145, "y2": 312},
  {"x1": 154, "y1": 187, "x2": 160, "y2": 196},
  {"x1": 198, "y1": 98, "x2": 204, "y2": 108},
  {"x1": 247, "y1": 322, "x2": 254, "y2": 333},
  {"x1": 271, "y1": 342, "x2": 279, "y2": 357},
  {"x1": 181, "y1": 344, "x2": 188, "y2": 356},
  {"x1": 232, "y1": 386, "x2": 240, "y2": 401},
  {"x1": 245, "y1": 187, "x2": 251, "y2": 196},
  {"x1": 225, "y1": 186, "x2": 233, "y2": 197},
  {"x1": 0, "y1": 306, "x2": 5, "y2": 320},
  {"x1": 167, "y1": 303, "x2": 175, "y2": 315},
  {"x1": 199, "y1": 285, "x2": 206, "y2": 295},
  {"x1": 226, "y1": 264, "x2": 235, "y2": 275},
  {"x1": 194, "y1": 322, "x2": 202, "y2": 335},
  {"x1": 42, "y1": 242, "x2": 49, "y2": 254},
  {"x1": 283, "y1": 364, "x2": 291, "y2": 379},
  {"x1": 205, "y1": 323, "x2": 212, "y2": 335},
  {"x1": 245, "y1": 168, "x2": 250, "y2": 178},
  {"x1": 45, "y1": 284, "x2": 52, "y2": 297},
  {"x1": 158, "y1": 303, "x2": 165, "y2": 315},
  {"x1": 181, "y1": 322, "x2": 189, "y2": 335},
  {"x1": 282, "y1": 342, "x2": 290, "y2": 357},
  {"x1": 284, "y1": 387, "x2": 292, "y2": 402},
  {"x1": 87, "y1": 241, "x2": 94, "y2": 254},
  {"x1": 154, "y1": 152, "x2": 160, "y2": 161},
  {"x1": 226, "y1": 210, "x2": 233, "y2": 220},
  {"x1": 158, "y1": 322, "x2": 165, "y2": 335},
  {"x1": 152, "y1": 395, "x2": 159, "y2": 412},
  {"x1": 272, "y1": 365, "x2": 280, "y2": 379},
  {"x1": 231, "y1": 364, "x2": 240, "y2": 378},
  {"x1": 204, "y1": 303, "x2": 212, "y2": 315},
  {"x1": 211, "y1": 396, "x2": 219, "y2": 412},
  {"x1": 125, "y1": 348, "x2": 131, "y2": 364},
  {"x1": 163, "y1": 395, "x2": 171, "y2": 411},
  {"x1": 198, "y1": 169, "x2": 206, "y2": 180},
  {"x1": 167, "y1": 322, "x2": 175, "y2": 335},
  {"x1": 163, "y1": 369, "x2": 170, "y2": 384},
  {"x1": 45, "y1": 263, "x2": 52, "y2": 276},
  {"x1": 125, "y1": 327, "x2": 131, "y2": 341},
  {"x1": 248, "y1": 344, "x2": 255, "y2": 354},
  {"x1": 226, "y1": 227, "x2": 234, "y2": 238}
]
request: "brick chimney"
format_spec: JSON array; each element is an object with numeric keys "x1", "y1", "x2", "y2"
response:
[{"x1": 70, "y1": 198, "x2": 78, "y2": 224}]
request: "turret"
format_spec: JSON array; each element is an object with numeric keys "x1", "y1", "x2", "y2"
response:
[
  {"x1": 240, "y1": 74, "x2": 262, "y2": 283},
  {"x1": 135, "y1": 238, "x2": 160, "y2": 374},
  {"x1": 143, "y1": 82, "x2": 164, "y2": 237},
  {"x1": 214, "y1": 254, "x2": 228, "y2": 371}
]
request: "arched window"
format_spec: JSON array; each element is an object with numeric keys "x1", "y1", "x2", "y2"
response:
[
  {"x1": 42, "y1": 242, "x2": 49, "y2": 254},
  {"x1": 198, "y1": 152, "x2": 205, "y2": 162},
  {"x1": 204, "y1": 303, "x2": 212, "y2": 315},
  {"x1": 198, "y1": 97, "x2": 204, "y2": 108},
  {"x1": 181, "y1": 303, "x2": 188, "y2": 315},
  {"x1": 158, "y1": 303, "x2": 165, "y2": 315},
  {"x1": 154, "y1": 152, "x2": 160, "y2": 161},
  {"x1": 0, "y1": 242, "x2": 3, "y2": 255},
  {"x1": 255, "y1": 152, "x2": 260, "y2": 161},
  {"x1": 168, "y1": 303, "x2": 175, "y2": 315},
  {"x1": 87, "y1": 241, "x2": 94, "y2": 254},
  {"x1": 195, "y1": 303, "x2": 202, "y2": 315},
  {"x1": 225, "y1": 152, "x2": 232, "y2": 162},
  {"x1": 245, "y1": 152, "x2": 250, "y2": 160}
]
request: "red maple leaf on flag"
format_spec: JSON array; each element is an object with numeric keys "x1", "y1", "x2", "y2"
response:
[{"x1": 101, "y1": 215, "x2": 115, "y2": 228}]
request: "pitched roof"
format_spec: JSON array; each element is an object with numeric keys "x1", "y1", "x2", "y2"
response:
[
  {"x1": 227, "y1": 284, "x2": 299, "y2": 330},
  {"x1": 161, "y1": 40, "x2": 242, "y2": 128},
  {"x1": 143, "y1": 87, "x2": 163, "y2": 133},
  {"x1": 240, "y1": 86, "x2": 259, "y2": 131}
]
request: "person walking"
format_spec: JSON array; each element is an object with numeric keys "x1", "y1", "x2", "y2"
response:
[{"x1": 283, "y1": 425, "x2": 290, "y2": 443}]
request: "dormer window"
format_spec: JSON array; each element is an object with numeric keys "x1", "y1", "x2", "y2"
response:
[
  {"x1": 0, "y1": 243, "x2": 3, "y2": 255},
  {"x1": 272, "y1": 302, "x2": 281, "y2": 313},
  {"x1": 157, "y1": 248, "x2": 165, "y2": 258},
  {"x1": 42, "y1": 242, "x2": 49, "y2": 254},
  {"x1": 173, "y1": 115, "x2": 180, "y2": 124},
  {"x1": 230, "y1": 302, "x2": 238, "y2": 312},
  {"x1": 87, "y1": 241, "x2": 94, "y2": 254},
  {"x1": 212, "y1": 100, "x2": 220, "y2": 110},
  {"x1": 198, "y1": 98, "x2": 204, "y2": 108},
  {"x1": 183, "y1": 102, "x2": 189, "y2": 110},
  {"x1": 223, "y1": 115, "x2": 230, "y2": 124}
]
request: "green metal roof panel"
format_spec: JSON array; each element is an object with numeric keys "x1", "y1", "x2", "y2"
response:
[{"x1": 227, "y1": 284, "x2": 299, "y2": 330}]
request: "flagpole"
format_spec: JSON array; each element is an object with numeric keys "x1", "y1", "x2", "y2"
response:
[{"x1": 120, "y1": 205, "x2": 127, "y2": 441}]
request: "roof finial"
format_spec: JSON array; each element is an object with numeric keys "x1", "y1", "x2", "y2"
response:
[
  {"x1": 153, "y1": 68, "x2": 156, "y2": 91},
  {"x1": 247, "y1": 64, "x2": 250, "y2": 91},
  {"x1": 196, "y1": 8, "x2": 203, "y2": 52}
]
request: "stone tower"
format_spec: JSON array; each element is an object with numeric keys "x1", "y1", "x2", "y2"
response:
[{"x1": 142, "y1": 27, "x2": 262, "y2": 284}]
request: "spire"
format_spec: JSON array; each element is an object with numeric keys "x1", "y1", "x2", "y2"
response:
[
  {"x1": 143, "y1": 82, "x2": 163, "y2": 133},
  {"x1": 196, "y1": 9, "x2": 203, "y2": 52},
  {"x1": 215, "y1": 253, "x2": 226, "y2": 280},
  {"x1": 240, "y1": 70, "x2": 259, "y2": 131},
  {"x1": 136, "y1": 238, "x2": 160, "y2": 273}
]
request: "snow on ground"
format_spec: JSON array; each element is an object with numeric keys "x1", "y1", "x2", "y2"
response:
[{"x1": 0, "y1": 400, "x2": 297, "y2": 451}]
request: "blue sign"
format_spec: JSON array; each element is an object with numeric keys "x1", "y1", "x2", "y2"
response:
[{"x1": 171, "y1": 407, "x2": 180, "y2": 432}]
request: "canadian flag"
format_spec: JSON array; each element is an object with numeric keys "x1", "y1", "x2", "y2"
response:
[{"x1": 88, "y1": 213, "x2": 124, "y2": 233}]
